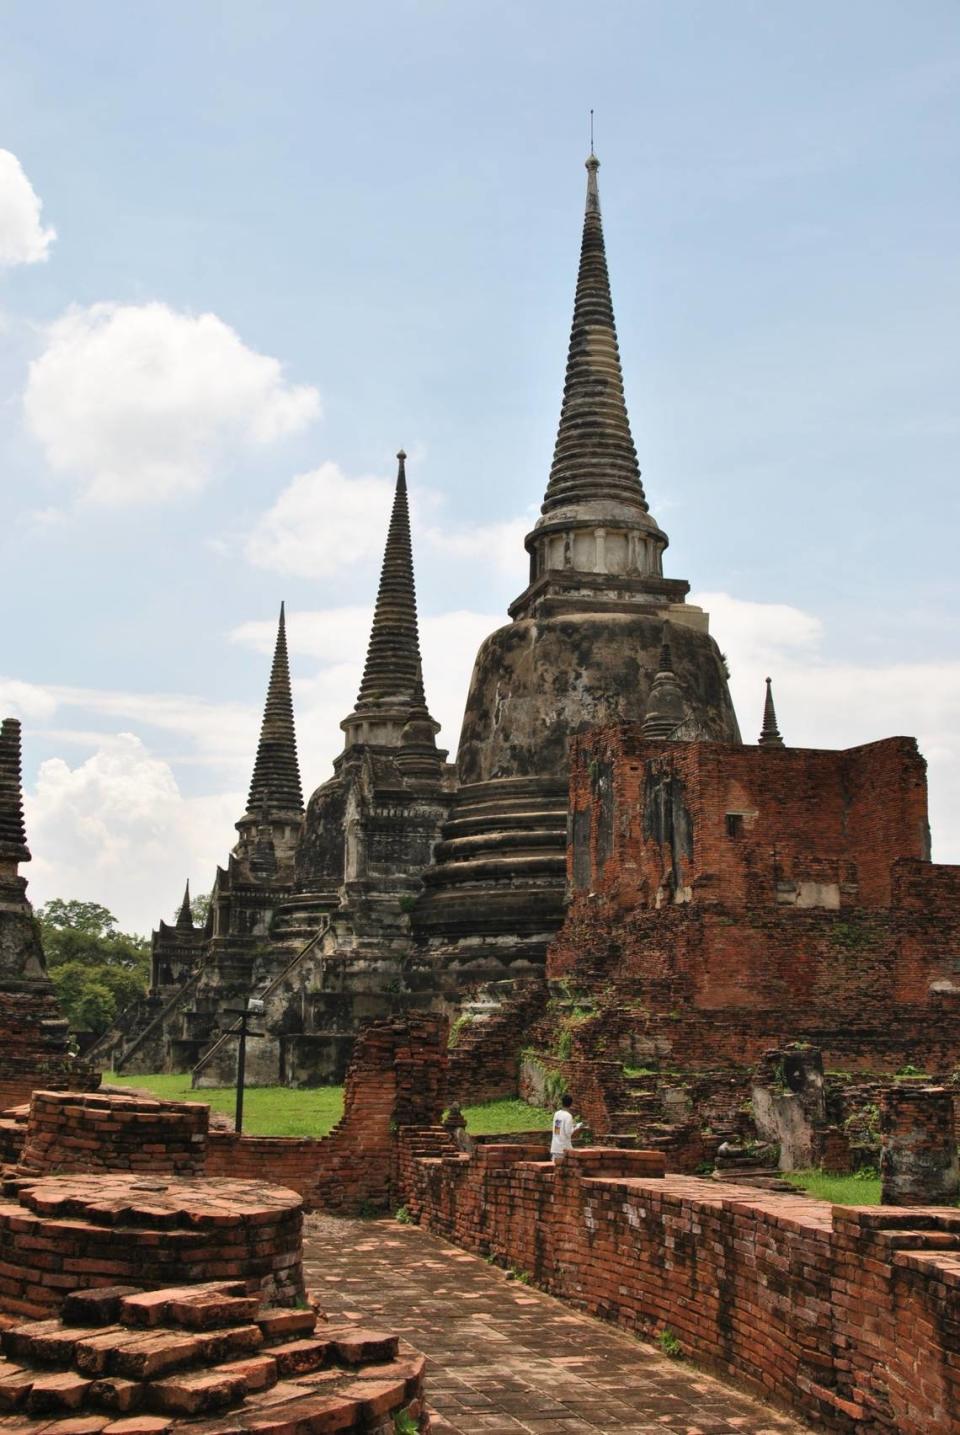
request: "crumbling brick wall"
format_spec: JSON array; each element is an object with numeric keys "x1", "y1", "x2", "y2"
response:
[
  {"x1": 549, "y1": 728, "x2": 960, "y2": 1075},
  {"x1": 206, "y1": 1013, "x2": 449, "y2": 1214},
  {"x1": 446, "y1": 980, "x2": 547, "y2": 1105},
  {"x1": 880, "y1": 1083, "x2": 959, "y2": 1205},
  {"x1": 403, "y1": 1144, "x2": 960, "y2": 1433}
]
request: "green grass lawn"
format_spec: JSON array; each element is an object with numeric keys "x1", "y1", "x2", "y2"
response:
[
  {"x1": 461, "y1": 1099, "x2": 552, "y2": 1134},
  {"x1": 106, "y1": 1073, "x2": 344, "y2": 1137},
  {"x1": 107, "y1": 1074, "x2": 551, "y2": 1139},
  {"x1": 783, "y1": 1169, "x2": 881, "y2": 1205}
]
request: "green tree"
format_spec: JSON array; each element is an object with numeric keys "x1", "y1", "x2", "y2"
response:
[
  {"x1": 75, "y1": 982, "x2": 117, "y2": 1035},
  {"x1": 189, "y1": 892, "x2": 212, "y2": 926},
  {"x1": 37, "y1": 900, "x2": 150, "y2": 1033}
]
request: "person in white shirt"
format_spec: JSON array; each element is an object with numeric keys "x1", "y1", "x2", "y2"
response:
[{"x1": 550, "y1": 1094, "x2": 583, "y2": 1160}]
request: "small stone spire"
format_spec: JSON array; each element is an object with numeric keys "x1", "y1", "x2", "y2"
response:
[
  {"x1": 541, "y1": 151, "x2": 649, "y2": 517},
  {"x1": 245, "y1": 603, "x2": 304, "y2": 818},
  {"x1": 758, "y1": 677, "x2": 785, "y2": 748},
  {"x1": 350, "y1": 451, "x2": 435, "y2": 727},
  {"x1": 0, "y1": 718, "x2": 30, "y2": 865},
  {"x1": 642, "y1": 638, "x2": 687, "y2": 740},
  {"x1": 175, "y1": 880, "x2": 193, "y2": 931}
]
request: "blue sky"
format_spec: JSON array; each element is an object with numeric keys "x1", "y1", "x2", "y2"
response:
[{"x1": 1, "y1": 1, "x2": 958, "y2": 929}]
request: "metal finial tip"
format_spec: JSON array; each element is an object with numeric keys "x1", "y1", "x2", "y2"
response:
[
  {"x1": 397, "y1": 449, "x2": 407, "y2": 462},
  {"x1": 765, "y1": 676, "x2": 772, "y2": 686}
]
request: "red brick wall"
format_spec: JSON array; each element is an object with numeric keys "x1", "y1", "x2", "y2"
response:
[
  {"x1": 550, "y1": 731, "x2": 960, "y2": 1075},
  {"x1": 403, "y1": 1145, "x2": 960, "y2": 1433},
  {"x1": 446, "y1": 981, "x2": 546, "y2": 1106},
  {"x1": 568, "y1": 731, "x2": 929, "y2": 911},
  {"x1": 207, "y1": 1014, "x2": 449, "y2": 1215},
  {"x1": 517, "y1": 1056, "x2": 624, "y2": 1137}
]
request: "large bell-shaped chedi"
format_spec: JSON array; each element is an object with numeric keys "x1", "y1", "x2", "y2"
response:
[{"x1": 415, "y1": 152, "x2": 740, "y2": 976}]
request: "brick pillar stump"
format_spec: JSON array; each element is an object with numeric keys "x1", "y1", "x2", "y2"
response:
[{"x1": 880, "y1": 1084, "x2": 959, "y2": 1206}]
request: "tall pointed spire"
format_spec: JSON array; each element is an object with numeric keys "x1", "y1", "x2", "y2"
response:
[
  {"x1": 245, "y1": 603, "x2": 304, "y2": 817},
  {"x1": 0, "y1": 719, "x2": 30, "y2": 865},
  {"x1": 351, "y1": 451, "x2": 433, "y2": 724},
  {"x1": 542, "y1": 151, "x2": 648, "y2": 516},
  {"x1": 175, "y1": 880, "x2": 194, "y2": 931},
  {"x1": 758, "y1": 677, "x2": 785, "y2": 748}
]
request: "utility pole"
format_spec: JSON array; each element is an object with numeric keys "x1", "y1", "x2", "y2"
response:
[{"x1": 224, "y1": 997, "x2": 265, "y2": 1135}]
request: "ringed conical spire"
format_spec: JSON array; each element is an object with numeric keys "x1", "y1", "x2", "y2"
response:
[
  {"x1": 758, "y1": 677, "x2": 785, "y2": 748},
  {"x1": 642, "y1": 637, "x2": 687, "y2": 739},
  {"x1": 541, "y1": 151, "x2": 648, "y2": 517},
  {"x1": 0, "y1": 718, "x2": 30, "y2": 864},
  {"x1": 351, "y1": 451, "x2": 434, "y2": 723},
  {"x1": 175, "y1": 880, "x2": 194, "y2": 931},
  {"x1": 245, "y1": 603, "x2": 304, "y2": 817}
]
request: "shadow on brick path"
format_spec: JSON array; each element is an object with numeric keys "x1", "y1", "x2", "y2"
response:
[{"x1": 303, "y1": 1216, "x2": 819, "y2": 1435}]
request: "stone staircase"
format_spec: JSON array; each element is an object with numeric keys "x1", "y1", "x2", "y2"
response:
[{"x1": 601, "y1": 1072, "x2": 667, "y2": 1146}]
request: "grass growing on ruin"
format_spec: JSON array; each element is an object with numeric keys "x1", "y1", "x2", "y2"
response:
[
  {"x1": 461, "y1": 1099, "x2": 552, "y2": 1134},
  {"x1": 783, "y1": 1169, "x2": 881, "y2": 1205},
  {"x1": 105, "y1": 1076, "x2": 550, "y2": 1139},
  {"x1": 106, "y1": 1073, "x2": 344, "y2": 1136}
]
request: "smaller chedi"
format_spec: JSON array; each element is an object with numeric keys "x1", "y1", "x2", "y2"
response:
[{"x1": 0, "y1": 718, "x2": 88, "y2": 1106}]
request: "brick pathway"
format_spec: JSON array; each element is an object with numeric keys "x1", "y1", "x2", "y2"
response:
[{"x1": 303, "y1": 1217, "x2": 817, "y2": 1434}]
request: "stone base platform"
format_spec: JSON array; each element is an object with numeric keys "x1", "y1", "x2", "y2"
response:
[
  {"x1": 0, "y1": 1176, "x2": 304, "y2": 1320},
  {"x1": 0, "y1": 1278, "x2": 425, "y2": 1433}
]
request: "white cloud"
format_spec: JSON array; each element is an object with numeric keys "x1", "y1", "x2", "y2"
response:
[
  {"x1": 0, "y1": 678, "x2": 59, "y2": 724},
  {"x1": 0, "y1": 151, "x2": 55, "y2": 267},
  {"x1": 697, "y1": 590, "x2": 960, "y2": 864},
  {"x1": 421, "y1": 515, "x2": 530, "y2": 586},
  {"x1": 243, "y1": 459, "x2": 532, "y2": 588},
  {"x1": 24, "y1": 302, "x2": 320, "y2": 504},
  {"x1": 244, "y1": 464, "x2": 394, "y2": 577},
  {"x1": 24, "y1": 734, "x2": 240, "y2": 935}
]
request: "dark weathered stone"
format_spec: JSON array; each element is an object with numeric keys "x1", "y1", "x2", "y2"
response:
[
  {"x1": 0, "y1": 718, "x2": 88, "y2": 1105},
  {"x1": 758, "y1": 676, "x2": 784, "y2": 748}
]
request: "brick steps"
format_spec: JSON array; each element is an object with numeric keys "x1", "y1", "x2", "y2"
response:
[{"x1": 0, "y1": 1282, "x2": 426, "y2": 1432}]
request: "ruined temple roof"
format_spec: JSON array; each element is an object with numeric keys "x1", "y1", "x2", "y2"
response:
[
  {"x1": 0, "y1": 717, "x2": 30, "y2": 864},
  {"x1": 541, "y1": 152, "x2": 649, "y2": 519},
  {"x1": 353, "y1": 450, "x2": 434, "y2": 721},
  {"x1": 245, "y1": 603, "x2": 305, "y2": 817}
]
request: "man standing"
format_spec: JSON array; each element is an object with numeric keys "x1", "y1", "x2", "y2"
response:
[{"x1": 550, "y1": 1094, "x2": 583, "y2": 1161}]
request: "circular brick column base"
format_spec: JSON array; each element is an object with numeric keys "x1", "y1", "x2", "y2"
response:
[
  {"x1": 17, "y1": 1090, "x2": 209, "y2": 1176},
  {"x1": 0, "y1": 1173, "x2": 304, "y2": 1318}
]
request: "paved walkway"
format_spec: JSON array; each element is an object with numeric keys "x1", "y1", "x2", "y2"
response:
[{"x1": 303, "y1": 1216, "x2": 817, "y2": 1435}]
